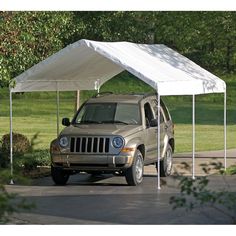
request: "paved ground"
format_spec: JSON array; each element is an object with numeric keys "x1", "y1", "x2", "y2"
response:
[
  {"x1": 175, "y1": 148, "x2": 236, "y2": 158},
  {"x1": 5, "y1": 170, "x2": 236, "y2": 224},
  {"x1": 4, "y1": 149, "x2": 236, "y2": 225},
  {"x1": 172, "y1": 148, "x2": 236, "y2": 176}
]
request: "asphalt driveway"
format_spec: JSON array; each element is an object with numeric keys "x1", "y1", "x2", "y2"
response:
[{"x1": 5, "y1": 171, "x2": 236, "y2": 225}]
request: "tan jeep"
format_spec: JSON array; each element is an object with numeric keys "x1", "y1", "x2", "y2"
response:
[{"x1": 50, "y1": 93, "x2": 175, "y2": 186}]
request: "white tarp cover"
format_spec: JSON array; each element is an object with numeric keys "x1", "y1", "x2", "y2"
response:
[{"x1": 12, "y1": 39, "x2": 226, "y2": 95}]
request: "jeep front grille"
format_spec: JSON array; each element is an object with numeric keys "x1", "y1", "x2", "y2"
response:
[{"x1": 70, "y1": 137, "x2": 110, "y2": 154}]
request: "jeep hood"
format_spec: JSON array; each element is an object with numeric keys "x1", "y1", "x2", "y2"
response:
[{"x1": 60, "y1": 124, "x2": 143, "y2": 137}]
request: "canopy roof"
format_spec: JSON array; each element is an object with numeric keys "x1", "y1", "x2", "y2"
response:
[{"x1": 12, "y1": 39, "x2": 226, "y2": 95}]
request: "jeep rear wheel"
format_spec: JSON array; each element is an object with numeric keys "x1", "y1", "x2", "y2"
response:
[
  {"x1": 125, "y1": 150, "x2": 144, "y2": 186},
  {"x1": 160, "y1": 144, "x2": 173, "y2": 177},
  {"x1": 51, "y1": 166, "x2": 70, "y2": 185}
]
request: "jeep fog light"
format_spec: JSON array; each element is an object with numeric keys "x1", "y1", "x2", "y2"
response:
[
  {"x1": 112, "y1": 137, "x2": 124, "y2": 148},
  {"x1": 59, "y1": 136, "x2": 69, "y2": 147}
]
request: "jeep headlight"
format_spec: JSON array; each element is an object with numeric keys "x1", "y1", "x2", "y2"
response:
[
  {"x1": 59, "y1": 136, "x2": 69, "y2": 148},
  {"x1": 112, "y1": 137, "x2": 124, "y2": 148}
]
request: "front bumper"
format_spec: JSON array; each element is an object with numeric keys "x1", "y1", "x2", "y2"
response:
[{"x1": 51, "y1": 153, "x2": 133, "y2": 171}]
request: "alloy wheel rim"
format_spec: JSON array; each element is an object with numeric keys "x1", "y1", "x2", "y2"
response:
[
  {"x1": 135, "y1": 155, "x2": 143, "y2": 181},
  {"x1": 165, "y1": 149, "x2": 172, "y2": 174}
]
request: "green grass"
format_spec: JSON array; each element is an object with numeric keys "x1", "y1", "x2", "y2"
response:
[{"x1": 0, "y1": 72, "x2": 236, "y2": 153}]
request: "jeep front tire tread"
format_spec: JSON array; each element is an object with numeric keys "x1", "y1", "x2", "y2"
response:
[
  {"x1": 125, "y1": 150, "x2": 144, "y2": 186},
  {"x1": 51, "y1": 166, "x2": 70, "y2": 185}
]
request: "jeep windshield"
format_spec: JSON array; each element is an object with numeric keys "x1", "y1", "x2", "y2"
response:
[{"x1": 74, "y1": 103, "x2": 141, "y2": 125}]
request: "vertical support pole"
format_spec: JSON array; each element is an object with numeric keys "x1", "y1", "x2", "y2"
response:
[
  {"x1": 224, "y1": 90, "x2": 227, "y2": 170},
  {"x1": 76, "y1": 90, "x2": 80, "y2": 111},
  {"x1": 56, "y1": 83, "x2": 60, "y2": 137},
  {"x1": 157, "y1": 93, "x2": 161, "y2": 190},
  {"x1": 9, "y1": 88, "x2": 14, "y2": 184},
  {"x1": 192, "y1": 94, "x2": 195, "y2": 180},
  {"x1": 94, "y1": 79, "x2": 100, "y2": 94}
]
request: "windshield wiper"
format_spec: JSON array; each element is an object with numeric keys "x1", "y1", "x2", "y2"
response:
[{"x1": 101, "y1": 120, "x2": 129, "y2": 125}]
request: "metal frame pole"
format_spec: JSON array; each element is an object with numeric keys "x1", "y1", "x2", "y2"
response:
[
  {"x1": 9, "y1": 88, "x2": 14, "y2": 184},
  {"x1": 56, "y1": 83, "x2": 60, "y2": 136},
  {"x1": 192, "y1": 94, "x2": 195, "y2": 180},
  {"x1": 224, "y1": 90, "x2": 227, "y2": 170},
  {"x1": 157, "y1": 93, "x2": 161, "y2": 190},
  {"x1": 95, "y1": 79, "x2": 100, "y2": 94}
]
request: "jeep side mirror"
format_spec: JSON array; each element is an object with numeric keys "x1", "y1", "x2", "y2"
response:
[
  {"x1": 150, "y1": 118, "x2": 157, "y2": 127},
  {"x1": 62, "y1": 118, "x2": 70, "y2": 127}
]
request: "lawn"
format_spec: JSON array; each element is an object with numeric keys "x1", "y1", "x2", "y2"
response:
[{"x1": 0, "y1": 72, "x2": 235, "y2": 153}]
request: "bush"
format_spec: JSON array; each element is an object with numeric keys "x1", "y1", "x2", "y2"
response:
[
  {"x1": 17, "y1": 149, "x2": 50, "y2": 171},
  {"x1": 1, "y1": 133, "x2": 30, "y2": 155},
  {"x1": 0, "y1": 153, "x2": 9, "y2": 168},
  {"x1": 169, "y1": 162, "x2": 236, "y2": 224},
  {"x1": 0, "y1": 132, "x2": 50, "y2": 172}
]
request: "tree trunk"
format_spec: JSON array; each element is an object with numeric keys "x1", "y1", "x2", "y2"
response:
[{"x1": 75, "y1": 90, "x2": 80, "y2": 113}]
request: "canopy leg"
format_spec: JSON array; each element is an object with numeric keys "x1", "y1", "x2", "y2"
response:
[
  {"x1": 192, "y1": 94, "x2": 195, "y2": 180},
  {"x1": 9, "y1": 88, "x2": 14, "y2": 185},
  {"x1": 224, "y1": 90, "x2": 227, "y2": 170},
  {"x1": 56, "y1": 87, "x2": 60, "y2": 137},
  {"x1": 157, "y1": 93, "x2": 161, "y2": 190}
]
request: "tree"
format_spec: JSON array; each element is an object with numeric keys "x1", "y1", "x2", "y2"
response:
[
  {"x1": 152, "y1": 12, "x2": 236, "y2": 73},
  {"x1": 1, "y1": 11, "x2": 236, "y2": 89},
  {"x1": 0, "y1": 12, "x2": 76, "y2": 88}
]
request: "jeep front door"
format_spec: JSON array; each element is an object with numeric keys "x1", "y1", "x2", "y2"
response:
[
  {"x1": 150, "y1": 99, "x2": 166, "y2": 158},
  {"x1": 143, "y1": 102, "x2": 157, "y2": 163}
]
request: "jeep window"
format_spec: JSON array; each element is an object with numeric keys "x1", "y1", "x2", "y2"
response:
[
  {"x1": 151, "y1": 99, "x2": 169, "y2": 122},
  {"x1": 144, "y1": 102, "x2": 154, "y2": 127},
  {"x1": 160, "y1": 100, "x2": 170, "y2": 121},
  {"x1": 75, "y1": 103, "x2": 141, "y2": 125}
]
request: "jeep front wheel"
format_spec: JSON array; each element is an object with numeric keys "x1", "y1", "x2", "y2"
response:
[
  {"x1": 51, "y1": 166, "x2": 70, "y2": 185},
  {"x1": 125, "y1": 150, "x2": 144, "y2": 186}
]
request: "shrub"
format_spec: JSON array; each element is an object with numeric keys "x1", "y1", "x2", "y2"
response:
[
  {"x1": 1, "y1": 132, "x2": 50, "y2": 172},
  {"x1": 17, "y1": 149, "x2": 51, "y2": 171},
  {"x1": 169, "y1": 162, "x2": 236, "y2": 224},
  {"x1": 1, "y1": 133, "x2": 30, "y2": 155}
]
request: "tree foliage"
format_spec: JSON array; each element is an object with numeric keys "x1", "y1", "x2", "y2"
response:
[
  {"x1": 0, "y1": 11, "x2": 236, "y2": 88},
  {"x1": 170, "y1": 161, "x2": 236, "y2": 223},
  {"x1": 0, "y1": 12, "x2": 75, "y2": 87}
]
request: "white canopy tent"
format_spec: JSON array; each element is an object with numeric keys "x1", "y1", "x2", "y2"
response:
[{"x1": 9, "y1": 39, "x2": 227, "y2": 189}]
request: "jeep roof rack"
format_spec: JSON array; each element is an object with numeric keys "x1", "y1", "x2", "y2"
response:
[
  {"x1": 124, "y1": 92, "x2": 157, "y2": 98},
  {"x1": 92, "y1": 91, "x2": 157, "y2": 99},
  {"x1": 92, "y1": 91, "x2": 113, "y2": 98}
]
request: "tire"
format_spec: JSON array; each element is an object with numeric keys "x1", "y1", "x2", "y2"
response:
[
  {"x1": 51, "y1": 165, "x2": 70, "y2": 185},
  {"x1": 125, "y1": 150, "x2": 144, "y2": 186},
  {"x1": 160, "y1": 144, "x2": 173, "y2": 177}
]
